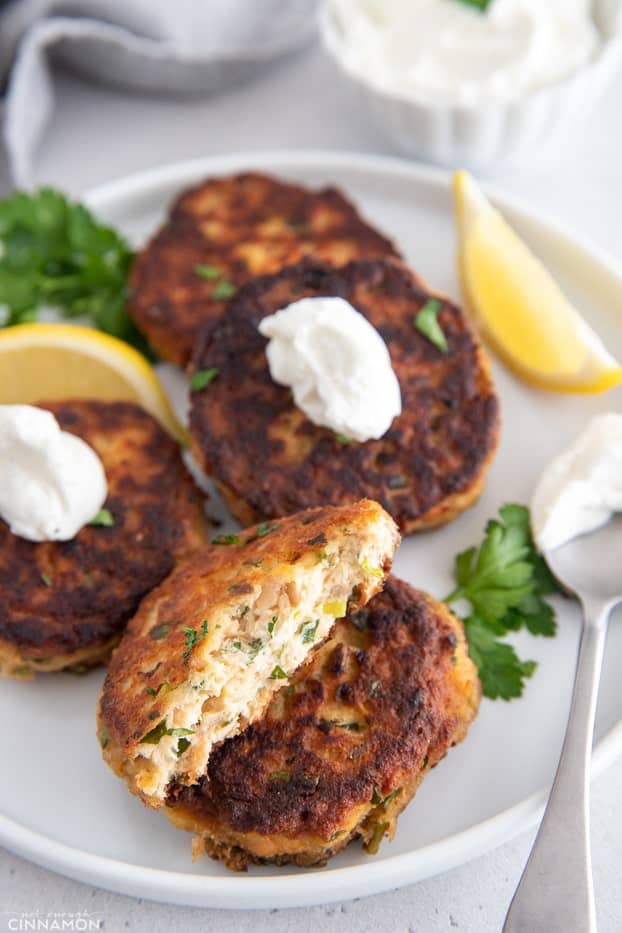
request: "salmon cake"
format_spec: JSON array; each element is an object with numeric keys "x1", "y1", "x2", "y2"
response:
[
  {"x1": 189, "y1": 258, "x2": 500, "y2": 534},
  {"x1": 165, "y1": 576, "x2": 480, "y2": 869},
  {"x1": 97, "y1": 500, "x2": 399, "y2": 808},
  {"x1": 0, "y1": 400, "x2": 206, "y2": 679},
  {"x1": 128, "y1": 172, "x2": 400, "y2": 365}
]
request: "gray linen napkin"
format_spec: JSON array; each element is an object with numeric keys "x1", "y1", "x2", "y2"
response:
[{"x1": 0, "y1": 0, "x2": 318, "y2": 190}]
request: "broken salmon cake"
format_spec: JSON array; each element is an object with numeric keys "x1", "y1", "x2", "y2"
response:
[
  {"x1": 0, "y1": 400, "x2": 206, "y2": 679},
  {"x1": 165, "y1": 576, "x2": 480, "y2": 869},
  {"x1": 189, "y1": 257, "x2": 500, "y2": 534},
  {"x1": 97, "y1": 499, "x2": 399, "y2": 808},
  {"x1": 127, "y1": 172, "x2": 400, "y2": 365}
]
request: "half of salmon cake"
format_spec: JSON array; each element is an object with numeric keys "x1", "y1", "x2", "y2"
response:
[
  {"x1": 166, "y1": 576, "x2": 481, "y2": 869},
  {"x1": 97, "y1": 500, "x2": 399, "y2": 808}
]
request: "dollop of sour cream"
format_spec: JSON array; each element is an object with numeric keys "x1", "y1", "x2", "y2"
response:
[
  {"x1": 329, "y1": 0, "x2": 601, "y2": 104},
  {"x1": 531, "y1": 414, "x2": 622, "y2": 553},
  {"x1": 258, "y1": 296, "x2": 402, "y2": 442},
  {"x1": 0, "y1": 405, "x2": 107, "y2": 542}
]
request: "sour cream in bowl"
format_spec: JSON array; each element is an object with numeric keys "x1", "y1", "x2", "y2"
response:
[{"x1": 320, "y1": 0, "x2": 622, "y2": 166}]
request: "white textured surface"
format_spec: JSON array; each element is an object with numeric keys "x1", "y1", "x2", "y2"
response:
[{"x1": 1, "y1": 37, "x2": 622, "y2": 932}]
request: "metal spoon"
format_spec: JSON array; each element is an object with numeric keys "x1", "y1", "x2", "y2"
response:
[{"x1": 503, "y1": 515, "x2": 622, "y2": 933}]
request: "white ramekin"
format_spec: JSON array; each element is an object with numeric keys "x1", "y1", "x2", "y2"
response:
[{"x1": 319, "y1": 0, "x2": 622, "y2": 169}]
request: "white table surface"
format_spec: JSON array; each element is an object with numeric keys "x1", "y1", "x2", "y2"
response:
[{"x1": 2, "y1": 37, "x2": 622, "y2": 933}]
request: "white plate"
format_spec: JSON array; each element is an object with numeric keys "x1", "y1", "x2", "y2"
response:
[{"x1": 1, "y1": 152, "x2": 622, "y2": 911}]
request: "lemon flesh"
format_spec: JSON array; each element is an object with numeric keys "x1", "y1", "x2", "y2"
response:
[
  {"x1": 0, "y1": 323, "x2": 185, "y2": 441},
  {"x1": 454, "y1": 170, "x2": 622, "y2": 394}
]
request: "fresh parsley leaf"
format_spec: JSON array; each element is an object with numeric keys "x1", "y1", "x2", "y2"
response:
[
  {"x1": 212, "y1": 280, "x2": 236, "y2": 301},
  {"x1": 268, "y1": 616, "x2": 277, "y2": 636},
  {"x1": 452, "y1": 0, "x2": 493, "y2": 10},
  {"x1": 194, "y1": 264, "x2": 222, "y2": 280},
  {"x1": 270, "y1": 665, "x2": 287, "y2": 680},
  {"x1": 100, "y1": 725, "x2": 109, "y2": 749},
  {"x1": 176, "y1": 737, "x2": 191, "y2": 756},
  {"x1": 89, "y1": 508, "x2": 114, "y2": 527},
  {"x1": 448, "y1": 504, "x2": 536, "y2": 623},
  {"x1": 445, "y1": 504, "x2": 564, "y2": 700},
  {"x1": 464, "y1": 616, "x2": 537, "y2": 700},
  {"x1": 40, "y1": 572, "x2": 53, "y2": 587},
  {"x1": 414, "y1": 299, "x2": 448, "y2": 353},
  {"x1": 0, "y1": 188, "x2": 151, "y2": 354},
  {"x1": 191, "y1": 367, "x2": 219, "y2": 391}
]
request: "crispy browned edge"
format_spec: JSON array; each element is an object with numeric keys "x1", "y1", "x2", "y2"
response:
[
  {"x1": 164, "y1": 581, "x2": 480, "y2": 869},
  {"x1": 97, "y1": 499, "x2": 398, "y2": 802}
]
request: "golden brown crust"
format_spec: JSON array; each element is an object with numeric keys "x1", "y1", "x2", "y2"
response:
[
  {"x1": 98, "y1": 500, "x2": 398, "y2": 775},
  {"x1": 189, "y1": 258, "x2": 500, "y2": 535},
  {"x1": 128, "y1": 172, "x2": 400, "y2": 364},
  {"x1": 165, "y1": 576, "x2": 481, "y2": 868},
  {"x1": 0, "y1": 400, "x2": 207, "y2": 677}
]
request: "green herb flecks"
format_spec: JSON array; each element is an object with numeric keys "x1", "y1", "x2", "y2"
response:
[
  {"x1": 146, "y1": 682, "x2": 171, "y2": 698},
  {"x1": 244, "y1": 521, "x2": 280, "y2": 544},
  {"x1": 299, "y1": 619, "x2": 320, "y2": 644},
  {"x1": 182, "y1": 619, "x2": 209, "y2": 664},
  {"x1": 176, "y1": 737, "x2": 191, "y2": 757},
  {"x1": 334, "y1": 432, "x2": 352, "y2": 445},
  {"x1": 414, "y1": 299, "x2": 448, "y2": 353},
  {"x1": 40, "y1": 572, "x2": 53, "y2": 587},
  {"x1": 191, "y1": 367, "x2": 219, "y2": 391},
  {"x1": 371, "y1": 786, "x2": 402, "y2": 807},
  {"x1": 89, "y1": 508, "x2": 114, "y2": 527},
  {"x1": 194, "y1": 264, "x2": 222, "y2": 280},
  {"x1": 268, "y1": 616, "x2": 277, "y2": 636},
  {"x1": 268, "y1": 770, "x2": 290, "y2": 782},
  {"x1": 444, "y1": 504, "x2": 563, "y2": 700},
  {"x1": 247, "y1": 638, "x2": 263, "y2": 663},
  {"x1": 140, "y1": 721, "x2": 195, "y2": 744},
  {"x1": 270, "y1": 665, "x2": 287, "y2": 680},
  {"x1": 100, "y1": 725, "x2": 109, "y2": 749},
  {"x1": 211, "y1": 533, "x2": 242, "y2": 546},
  {"x1": 0, "y1": 188, "x2": 151, "y2": 353},
  {"x1": 149, "y1": 623, "x2": 172, "y2": 640},
  {"x1": 365, "y1": 822, "x2": 389, "y2": 855},
  {"x1": 212, "y1": 280, "x2": 236, "y2": 301}
]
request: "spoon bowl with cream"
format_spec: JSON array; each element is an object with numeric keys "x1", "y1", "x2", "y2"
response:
[{"x1": 504, "y1": 415, "x2": 622, "y2": 933}]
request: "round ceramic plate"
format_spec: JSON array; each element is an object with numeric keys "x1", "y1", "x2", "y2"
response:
[{"x1": 1, "y1": 152, "x2": 621, "y2": 910}]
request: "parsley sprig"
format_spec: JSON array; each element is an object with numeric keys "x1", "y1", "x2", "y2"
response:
[
  {"x1": 0, "y1": 188, "x2": 151, "y2": 354},
  {"x1": 452, "y1": 0, "x2": 493, "y2": 10},
  {"x1": 445, "y1": 504, "x2": 563, "y2": 700}
]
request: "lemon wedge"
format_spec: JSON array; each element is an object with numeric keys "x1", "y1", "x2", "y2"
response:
[
  {"x1": 0, "y1": 323, "x2": 185, "y2": 441},
  {"x1": 454, "y1": 170, "x2": 622, "y2": 393}
]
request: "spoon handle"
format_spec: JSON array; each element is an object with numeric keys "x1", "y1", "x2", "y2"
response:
[{"x1": 503, "y1": 600, "x2": 610, "y2": 933}]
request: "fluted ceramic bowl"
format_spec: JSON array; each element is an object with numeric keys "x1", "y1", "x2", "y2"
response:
[{"x1": 320, "y1": 0, "x2": 622, "y2": 168}]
